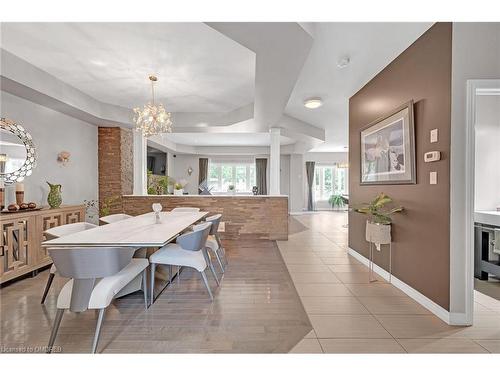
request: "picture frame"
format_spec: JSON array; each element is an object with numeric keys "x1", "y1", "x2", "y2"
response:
[{"x1": 360, "y1": 101, "x2": 416, "y2": 185}]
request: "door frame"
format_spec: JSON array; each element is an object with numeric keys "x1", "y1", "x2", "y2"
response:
[{"x1": 464, "y1": 79, "x2": 500, "y2": 325}]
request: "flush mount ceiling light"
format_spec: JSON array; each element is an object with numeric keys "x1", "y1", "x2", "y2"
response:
[
  {"x1": 337, "y1": 56, "x2": 350, "y2": 69},
  {"x1": 303, "y1": 98, "x2": 323, "y2": 109},
  {"x1": 133, "y1": 75, "x2": 173, "y2": 138}
]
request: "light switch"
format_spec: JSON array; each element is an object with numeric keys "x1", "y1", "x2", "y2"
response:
[
  {"x1": 430, "y1": 171, "x2": 437, "y2": 185},
  {"x1": 430, "y1": 129, "x2": 438, "y2": 143}
]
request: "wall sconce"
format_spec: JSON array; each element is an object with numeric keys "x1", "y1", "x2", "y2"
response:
[
  {"x1": 57, "y1": 151, "x2": 71, "y2": 166},
  {"x1": 187, "y1": 166, "x2": 193, "y2": 176}
]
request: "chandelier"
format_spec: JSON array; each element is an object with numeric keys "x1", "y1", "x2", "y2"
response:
[{"x1": 133, "y1": 75, "x2": 173, "y2": 137}]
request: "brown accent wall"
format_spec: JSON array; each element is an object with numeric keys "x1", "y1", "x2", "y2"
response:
[
  {"x1": 98, "y1": 127, "x2": 134, "y2": 214},
  {"x1": 348, "y1": 23, "x2": 452, "y2": 309},
  {"x1": 122, "y1": 195, "x2": 288, "y2": 240}
]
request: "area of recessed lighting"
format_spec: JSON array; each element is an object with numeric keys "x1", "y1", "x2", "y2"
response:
[{"x1": 303, "y1": 98, "x2": 323, "y2": 109}]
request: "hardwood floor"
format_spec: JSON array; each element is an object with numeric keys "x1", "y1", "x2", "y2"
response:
[{"x1": 0, "y1": 240, "x2": 311, "y2": 353}]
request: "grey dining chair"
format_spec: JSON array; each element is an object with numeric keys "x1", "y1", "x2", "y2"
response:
[
  {"x1": 41, "y1": 222, "x2": 98, "y2": 304},
  {"x1": 149, "y1": 222, "x2": 215, "y2": 303},
  {"x1": 46, "y1": 246, "x2": 148, "y2": 353}
]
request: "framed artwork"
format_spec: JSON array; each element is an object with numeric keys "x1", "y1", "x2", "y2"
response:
[{"x1": 360, "y1": 101, "x2": 416, "y2": 185}]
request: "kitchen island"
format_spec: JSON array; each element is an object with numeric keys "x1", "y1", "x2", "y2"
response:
[{"x1": 121, "y1": 195, "x2": 288, "y2": 240}]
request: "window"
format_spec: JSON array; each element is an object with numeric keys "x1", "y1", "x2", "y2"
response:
[
  {"x1": 208, "y1": 160, "x2": 256, "y2": 193},
  {"x1": 314, "y1": 165, "x2": 348, "y2": 201}
]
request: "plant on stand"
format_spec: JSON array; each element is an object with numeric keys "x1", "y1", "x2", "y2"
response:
[
  {"x1": 354, "y1": 192, "x2": 404, "y2": 250},
  {"x1": 354, "y1": 192, "x2": 404, "y2": 282}
]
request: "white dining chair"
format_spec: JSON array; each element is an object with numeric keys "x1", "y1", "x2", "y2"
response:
[
  {"x1": 149, "y1": 222, "x2": 215, "y2": 303},
  {"x1": 205, "y1": 214, "x2": 228, "y2": 273},
  {"x1": 171, "y1": 207, "x2": 200, "y2": 212},
  {"x1": 41, "y1": 222, "x2": 98, "y2": 304},
  {"x1": 99, "y1": 213, "x2": 133, "y2": 225},
  {"x1": 98, "y1": 212, "x2": 148, "y2": 295},
  {"x1": 46, "y1": 246, "x2": 148, "y2": 354}
]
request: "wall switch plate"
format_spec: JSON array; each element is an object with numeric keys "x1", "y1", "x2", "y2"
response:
[
  {"x1": 219, "y1": 222, "x2": 226, "y2": 232},
  {"x1": 430, "y1": 129, "x2": 438, "y2": 143},
  {"x1": 430, "y1": 171, "x2": 437, "y2": 185},
  {"x1": 424, "y1": 151, "x2": 441, "y2": 162}
]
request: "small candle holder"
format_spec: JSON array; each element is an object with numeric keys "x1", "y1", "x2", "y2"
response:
[
  {"x1": 152, "y1": 203, "x2": 162, "y2": 224},
  {"x1": 16, "y1": 182, "x2": 25, "y2": 206}
]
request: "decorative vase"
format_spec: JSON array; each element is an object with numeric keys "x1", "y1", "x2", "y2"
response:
[
  {"x1": 365, "y1": 221, "x2": 391, "y2": 250},
  {"x1": 252, "y1": 186, "x2": 258, "y2": 195},
  {"x1": 174, "y1": 189, "x2": 183, "y2": 196},
  {"x1": 47, "y1": 181, "x2": 62, "y2": 208}
]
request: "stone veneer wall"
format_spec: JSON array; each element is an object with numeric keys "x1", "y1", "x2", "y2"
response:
[
  {"x1": 121, "y1": 195, "x2": 289, "y2": 240},
  {"x1": 98, "y1": 127, "x2": 133, "y2": 214}
]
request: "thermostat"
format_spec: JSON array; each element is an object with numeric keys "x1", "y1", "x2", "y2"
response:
[{"x1": 424, "y1": 151, "x2": 441, "y2": 162}]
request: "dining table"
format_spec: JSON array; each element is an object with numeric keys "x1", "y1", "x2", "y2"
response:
[
  {"x1": 42, "y1": 210, "x2": 209, "y2": 301},
  {"x1": 42, "y1": 210, "x2": 209, "y2": 248}
]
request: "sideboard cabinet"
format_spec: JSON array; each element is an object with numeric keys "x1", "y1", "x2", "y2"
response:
[{"x1": 0, "y1": 205, "x2": 85, "y2": 284}]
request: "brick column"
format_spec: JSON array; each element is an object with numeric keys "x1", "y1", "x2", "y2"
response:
[{"x1": 98, "y1": 127, "x2": 134, "y2": 215}]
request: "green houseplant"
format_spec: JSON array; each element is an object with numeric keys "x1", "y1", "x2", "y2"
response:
[
  {"x1": 354, "y1": 193, "x2": 404, "y2": 249},
  {"x1": 174, "y1": 182, "x2": 183, "y2": 195},
  {"x1": 100, "y1": 195, "x2": 119, "y2": 217},
  {"x1": 328, "y1": 194, "x2": 345, "y2": 210}
]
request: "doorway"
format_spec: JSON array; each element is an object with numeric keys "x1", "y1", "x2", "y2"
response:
[{"x1": 466, "y1": 79, "x2": 500, "y2": 323}]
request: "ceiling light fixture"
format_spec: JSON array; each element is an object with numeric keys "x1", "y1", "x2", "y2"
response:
[
  {"x1": 337, "y1": 56, "x2": 350, "y2": 69},
  {"x1": 133, "y1": 75, "x2": 173, "y2": 137},
  {"x1": 303, "y1": 98, "x2": 323, "y2": 109}
]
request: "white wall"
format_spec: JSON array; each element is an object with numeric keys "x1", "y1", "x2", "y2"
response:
[
  {"x1": 450, "y1": 22, "x2": 500, "y2": 320},
  {"x1": 474, "y1": 95, "x2": 500, "y2": 211},
  {"x1": 280, "y1": 154, "x2": 290, "y2": 196},
  {"x1": 1, "y1": 91, "x2": 98, "y2": 207},
  {"x1": 171, "y1": 154, "x2": 199, "y2": 195},
  {"x1": 304, "y1": 152, "x2": 348, "y2": 165}
]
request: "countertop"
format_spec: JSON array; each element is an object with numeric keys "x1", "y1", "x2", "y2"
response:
[
  {"x1": 123, "y1": 194, "x2": 288, "y2": 198},
  {"x1": 475, "y1": 210, "x2": 500, "y2": 227}
]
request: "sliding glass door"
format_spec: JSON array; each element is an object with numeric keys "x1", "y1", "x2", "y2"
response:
[{"x1": 313, "y1": 165, "x2": 348, "y2": 209}]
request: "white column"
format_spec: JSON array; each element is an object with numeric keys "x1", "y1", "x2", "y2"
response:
[
  {"x1": 133, "y1": 131, "x2": 147, "y2": 195},
  {"x1": 289, "y1": 153, "x2": 305, "y2": 213},
  {"x1": 269, "y1": 127, "x2": 281, "y2": 195}
]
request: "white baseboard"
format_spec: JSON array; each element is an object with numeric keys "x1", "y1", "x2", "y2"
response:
[{"x1": 348, "y1": 247, "x2": 459, "y2": 325}]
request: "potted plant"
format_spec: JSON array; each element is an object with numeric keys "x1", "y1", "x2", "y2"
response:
[
  {"x1": 100, "y1": 195, "x2": 119, "y2": 217},
  {"x1": 173, "y1": 183, "x2": 184, "y2": 195},
  {"x1": 328, "y1": 194, "x2": 346, "y2": 211},
  {"x1": 354, "y1": 193, "x2": 404, "y2": 250},
  {"x1": 228, "y1": 184, "x2": 236, "y2": 195},
  {"x1": 157, "y1": 175, "x2": 170, "y2": 195}
]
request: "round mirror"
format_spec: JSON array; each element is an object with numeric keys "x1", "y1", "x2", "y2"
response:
[{"x1": 0, "y1": 118, "x2": 37, "y2": 185}]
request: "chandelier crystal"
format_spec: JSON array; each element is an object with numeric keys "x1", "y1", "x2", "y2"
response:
[{"x1": 133, "y1": 75, "x2": 173, "y2": 137}]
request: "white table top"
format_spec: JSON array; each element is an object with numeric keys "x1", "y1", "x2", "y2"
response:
[
  {"x1": 42, "y1": 211, "x2": 209, "y2": 248},
  {"x1": 475, "y1": 210, "x2": 500, "y2": 227}
]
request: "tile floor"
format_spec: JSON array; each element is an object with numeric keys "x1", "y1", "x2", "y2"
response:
[{"x1": 282, "y1": 211, "x2": 500, "y2": 353}]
